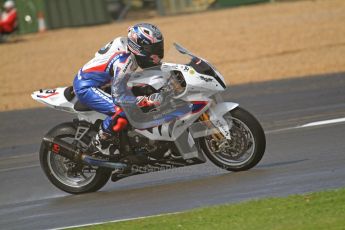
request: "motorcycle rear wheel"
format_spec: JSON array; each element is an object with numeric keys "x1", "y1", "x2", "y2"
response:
[
  {"x1": 200, "y1": 107, "x2": 266, "y2": 171},
  {"x1": 39, "y1": 122, "x2": 111, "y2": 194}
]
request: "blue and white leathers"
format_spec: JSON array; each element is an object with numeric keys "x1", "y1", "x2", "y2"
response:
[{"x1": 73, "y1": 37, "x2": 138, "y2": 132}]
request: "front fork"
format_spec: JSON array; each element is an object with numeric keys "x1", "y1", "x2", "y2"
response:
[
  {"x1": 199, "y1": 102, "x2": 239, "y2": 141},
  {"x1": 199, "y1": 113, "x2": 225, "y2": 141}
]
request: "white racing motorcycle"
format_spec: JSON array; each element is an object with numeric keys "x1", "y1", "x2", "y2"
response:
[{"x1": 32, "y1": 43, "x2": 266, "y2": 194}]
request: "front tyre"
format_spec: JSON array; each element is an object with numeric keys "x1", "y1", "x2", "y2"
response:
[
  {"x1": 200, "y1": 107, "x2": 266, "y2": 171},
  {"x1": 39, "y1": 122, "x2": 111, "y2": 194}
]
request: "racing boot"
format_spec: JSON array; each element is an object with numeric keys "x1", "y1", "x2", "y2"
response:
[
  {"x1": 91, "y1": 128, "x2": 113, "y2": 155},
  {"x1": 91, "y1": 107, "x2": 128, "y2": 155}
]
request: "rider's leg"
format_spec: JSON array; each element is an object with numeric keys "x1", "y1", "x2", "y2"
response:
[
  {"x1": 73, "y1": 77, "x2": 124, "y2": 152},
  {"x1": 73, "y1": 86, "x2": 115, "y2": 115},
  {"x1": 102, "y1": 106, "x2": 128, "y2": 133},
  {"x1": 73, "y1": 79, "x2": 129, "y2": 131}
]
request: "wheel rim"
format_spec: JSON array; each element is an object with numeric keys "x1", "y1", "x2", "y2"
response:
[
  {"x1": 204, "y1": 116, "x2": 255, "y2": 167},
  {"x1": 47, "y1": 136, "x2": 97, "y2": 188}
]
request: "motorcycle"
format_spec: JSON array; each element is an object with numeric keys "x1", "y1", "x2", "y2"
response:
[{"x1": 31, "y1": 43, "x2": 266, "y2": 194}]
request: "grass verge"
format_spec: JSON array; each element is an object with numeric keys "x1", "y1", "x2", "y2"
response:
[{"x1": 72, "y1": 188, "x2": 345, "y2": 230}]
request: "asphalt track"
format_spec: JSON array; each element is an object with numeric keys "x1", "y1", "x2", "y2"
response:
[{"x1": 0, "y1": 72, "x2": 345, "y2": 230}]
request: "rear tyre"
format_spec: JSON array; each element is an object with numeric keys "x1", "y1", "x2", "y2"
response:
[
  {"x1": 39, "y1": 122, "x2": 111, "y2": 194},
  {"x1": 200, "y1": 107, "x2": 266, "y2": 171}
]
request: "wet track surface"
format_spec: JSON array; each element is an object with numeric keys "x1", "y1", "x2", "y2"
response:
[{"x1": 1, "y1": 72, "x2": 345, "y2": 229}]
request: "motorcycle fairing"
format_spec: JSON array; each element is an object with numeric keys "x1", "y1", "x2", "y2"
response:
[{"x1": 31, "y1": 87, "x2": 76, "y2": 113}]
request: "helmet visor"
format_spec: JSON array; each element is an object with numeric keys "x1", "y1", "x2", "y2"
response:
[{"x1": 142, "y1": 41, "x2": 164, "y2": 59}]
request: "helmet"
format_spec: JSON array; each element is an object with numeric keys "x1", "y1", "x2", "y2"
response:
[
  {"x1": 127, "y1": 23, "x2": 164, "y2": 69},
  {"x1": 4, "y1": 0, "x2": 15, "y2": 10}
]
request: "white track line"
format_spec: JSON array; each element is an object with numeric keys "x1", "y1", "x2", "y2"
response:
[
  {"x1": 0, "y1": 152, "x2": 37, "y2": 160},
  {"x1": 299, "y1": 117, "x2": 345, "y2": 128},
  {"x1": 0, "y1": 164, "x2": 40, "y2": 173},
  {"x1": 266, "y1": 117, "x2": 345, "y2": 134},
  {"x1": 52, "y1": 211, "x2": 182, "y2": 230}
]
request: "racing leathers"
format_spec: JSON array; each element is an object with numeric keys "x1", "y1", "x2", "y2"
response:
[{"x1": 73, "y1": 37, "x2": 140, "y2": 134}]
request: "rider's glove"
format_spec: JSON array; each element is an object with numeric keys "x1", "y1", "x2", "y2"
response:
[{"x1": 136, "y1": 93, "x2": 162, "y2": 108}]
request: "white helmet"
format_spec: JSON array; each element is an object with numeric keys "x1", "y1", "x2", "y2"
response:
[{"x1": 4, "y1": 1, "x2": 15, "y2": 10}]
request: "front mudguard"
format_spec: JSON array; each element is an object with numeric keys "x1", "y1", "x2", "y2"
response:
[{"x1": 208, "y1": 102, "x2": 239, "y2": 139}]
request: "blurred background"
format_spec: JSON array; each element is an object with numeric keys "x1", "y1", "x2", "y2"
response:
[
  {"x1": 2, "y1": 0, "x2": 277, "y2": 34},
  {"x1": 0, "y1": 0, "x2": 344, "y2": 111}
]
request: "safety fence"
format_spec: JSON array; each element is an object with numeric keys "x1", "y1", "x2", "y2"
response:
[
  {"x1": 3, "y1": 0, "x2": 272, "y2": 34},
  {"x1": 1, "y1": 0, "x2": 110, "y2": 34}
]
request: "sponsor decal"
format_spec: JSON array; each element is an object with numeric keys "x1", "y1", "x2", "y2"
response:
[
  {"x1": 189, "y1": 69, "x2": 195, "y2": 75},
  {"x1": 123, "y1": 58, "x2": 132, "y2": 73},
  {"x1": 37, "y1": 89, "x2": 58, "y2": 98},
  {"x1": 106, "y1": 56, "x2": 120, "y2": 73},
  {"x1": 45, "y1": 89, "x2": 56, "y2": 94},
  {"x1": 52, "y1": 144, "x2": 60, "y2": 154},
  {"x1": 152, "y1": 107, "x2": 175, "y2": 120},
  {"x1": 162, "y1": 64, "x2": 178, "y2": 70},
  {"x1": 161, "y1": 64, "x2": 168, "y2": 69},
  {"x1": 215, "y1": 120, "x2": 230, "y2": 137},
  {"x1": 91, "y1": 88, "x2": 113, "y2": 104},
  {"x1": 131, "y1": 164, "x2": 175, "y2": 173},
  {"x1": 175, "y1": 120, "x2": 186, "y2": 129},
  {"x1": 199, "y1": 75, "x2": 213, "y2": 82},
  {"x1": 106, "y1": 53, "x2": 130, "y2": 73}
]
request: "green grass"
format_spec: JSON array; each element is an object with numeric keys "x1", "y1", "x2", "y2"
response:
[{"x1": 73, "y1": 188, "x2": 345, "y2": 230}]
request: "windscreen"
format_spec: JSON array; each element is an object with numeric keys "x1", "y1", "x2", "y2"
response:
[
  {"x1": 163, "y1": 43, "x2": 194, "y2": 65},
  {"x1": 110, "y1": 43, "x2": 223, "y2": 129},
  {"x1": 112, "y1": 65, "x2": 192, "y2": 130}
]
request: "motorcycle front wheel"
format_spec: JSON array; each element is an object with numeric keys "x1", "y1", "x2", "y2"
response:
[
  {"x1": 200, "y1": 107, "x2": 266, "y2": 171},
  {"x1": 39, "y1": 122, "x2": 111, "y2": 194}
]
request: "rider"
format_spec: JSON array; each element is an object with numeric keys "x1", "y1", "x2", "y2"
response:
[{"x1": 73, "y1": 23, "x2": 164, "y2": 152}]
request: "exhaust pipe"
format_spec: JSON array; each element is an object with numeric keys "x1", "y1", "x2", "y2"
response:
[
  {"x1": 81, "y1": 155, "x2": 127, "y2": 170},
  {"x1": 42, "y1": 136, "x2": 127, "y2": 170},
  {"x1": 42, "y1": 136, "x2": 79, "y2": 161}
]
